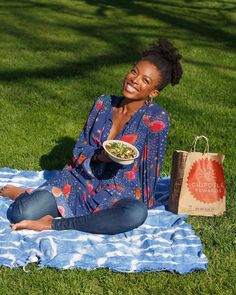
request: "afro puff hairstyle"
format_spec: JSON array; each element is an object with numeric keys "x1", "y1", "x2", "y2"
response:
[{"x1": 142, "y1": 38, "x2": 183, "y2": 91}]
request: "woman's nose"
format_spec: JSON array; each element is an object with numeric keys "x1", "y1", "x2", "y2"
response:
[{"x1": 131, "y1": 75, "x2": 140, "y2": 84}]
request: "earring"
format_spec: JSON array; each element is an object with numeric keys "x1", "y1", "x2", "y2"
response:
[{"x1": 145, "y1": 96, "x2": 153, "y2": 106}]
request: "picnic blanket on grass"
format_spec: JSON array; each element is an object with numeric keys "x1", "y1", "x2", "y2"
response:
[{"x1": 0, "y1": 168, "x2": 208, "y2": 274}]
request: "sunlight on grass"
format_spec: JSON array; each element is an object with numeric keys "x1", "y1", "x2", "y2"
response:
[{"x1": 0, "y1": 0, "x2": 235, "y2": 294}]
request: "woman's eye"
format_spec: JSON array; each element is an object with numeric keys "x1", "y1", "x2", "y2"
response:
[
  {"x1": 144, "y1": 79, "x2": 150, "y2": 84},
  {"x1": 131, "y1": 69, "x2": 136, "y2": 74}
]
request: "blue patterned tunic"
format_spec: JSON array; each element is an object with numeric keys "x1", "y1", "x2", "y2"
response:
[{"x1": 37, "y1": 95, "x2": 170, "y2": 218}]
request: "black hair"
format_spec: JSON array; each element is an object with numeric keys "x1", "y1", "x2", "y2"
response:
[{"x1": 141, "y1": 38, "x2": 183, "y2": 91}]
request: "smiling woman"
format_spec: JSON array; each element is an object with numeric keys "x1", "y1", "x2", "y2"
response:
[
  {"x1": 123, "y1": 60, "x2": 160, "y2": 101},
  {"x1": 0, "y1": 38, "x2": 183, "y2": 233}
]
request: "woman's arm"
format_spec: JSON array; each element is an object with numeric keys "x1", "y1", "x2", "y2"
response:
[
  {"x1": 72, "y1": 96, "x2": 104, "y2": 163},
  {"x1": 140, "y1": 109, "x2": 170, "y2": 208},
  {"x1": 71, "y1": 95, "x2": 112, "y2": 176}
]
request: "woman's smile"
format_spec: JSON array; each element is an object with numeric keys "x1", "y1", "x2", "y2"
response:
[
  {"x1": 122, "y1": 60, "x2": 160, "y2": 101},
  {"x1": 124, "y1": 81, "x2": 139, "y2": 94}
]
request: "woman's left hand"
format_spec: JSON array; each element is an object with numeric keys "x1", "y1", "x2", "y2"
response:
[{"x1": 11, "y1": 215, "x2": 53, "y2": 231}]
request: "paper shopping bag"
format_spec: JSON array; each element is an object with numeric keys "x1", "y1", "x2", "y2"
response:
[{"x1": 168, "y1": 136, "x2": 226, "y2": 216}]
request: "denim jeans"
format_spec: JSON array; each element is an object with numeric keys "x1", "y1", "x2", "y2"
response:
[{"x1": 8, "y1": 190, "x2": 147, "y2": 234}]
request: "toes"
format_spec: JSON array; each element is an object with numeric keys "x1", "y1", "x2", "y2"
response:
[
  {"x1": 0, "y1": 186, "x2": 7, "y2": 195},
  {"x1": 11, "y1": 224, "x2": 17, "y2": 230},
  {"x1": 5, "y1": 185, "x2": 14, "y2": 189},
  {"x1": 1, "y1": 185, "x2": 10, "y2": 192},
  {"x1": 11, "y1": 221, "x2": 27, "y2": 231},
  {"x1": 0, "y1": 187, "x2": 5, "y2": 195}
]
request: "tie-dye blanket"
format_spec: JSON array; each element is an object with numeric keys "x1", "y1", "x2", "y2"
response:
[{"x1": 0, "y1": 168, "x2": 207, "y2": 273}]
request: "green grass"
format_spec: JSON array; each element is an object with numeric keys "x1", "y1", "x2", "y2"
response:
[{"x1": 0, "y1": 0, "x2": 235, "y2": 294}]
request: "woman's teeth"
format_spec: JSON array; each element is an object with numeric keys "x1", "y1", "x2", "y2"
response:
[{"x1": 126, "y1": 83, "x2": 137, "y2": 93}]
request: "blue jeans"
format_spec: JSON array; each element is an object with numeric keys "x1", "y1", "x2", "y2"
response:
[{"x1": 8, "y1": 191, "x2": 147, "y2": 234}]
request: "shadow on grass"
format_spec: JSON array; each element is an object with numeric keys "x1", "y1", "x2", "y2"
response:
[
  {"x1": 1, "y1": 1, "x2": 235, "y2": 105},
  {"x1": 1, "y1": 0, "x2": 235, "y2": 166},
  {"x1": 85, "y1": 0, "x2": 236, "y2": 48},
  {"x1": 0, "y1": 0, "x2": 235, "y2": 84},
  {"x1": 40, "y1": 136, "x2": 76, "y2": 170}
]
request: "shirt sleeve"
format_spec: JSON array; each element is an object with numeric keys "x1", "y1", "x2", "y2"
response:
[
  {"x1": 72, "y1": 95, "x2": 106, "y2": 176},
  {"x1": 140, "y1": 109, "x2": 170, "y2": 208}
]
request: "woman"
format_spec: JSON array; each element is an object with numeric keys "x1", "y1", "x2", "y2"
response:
[{"x1": 0, "y1": 38, "x2": 182, "y2": 233}]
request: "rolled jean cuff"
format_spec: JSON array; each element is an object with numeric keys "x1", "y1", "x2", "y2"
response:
[{"x1": 52, "y1": 218, "x2": 62, "y2": 230}]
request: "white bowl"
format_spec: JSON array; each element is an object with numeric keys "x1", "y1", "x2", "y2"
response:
[{"x1": 103, "y1": 140, "x2": 139, "y2": 165}]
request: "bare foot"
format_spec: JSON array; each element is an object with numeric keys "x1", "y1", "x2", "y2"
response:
[
  {"x1": 11, "y1": 215, "x2": 53, "y2": 231},
  {"x1": 0, "y1": 185, "x2": 26, "y2": 200}
]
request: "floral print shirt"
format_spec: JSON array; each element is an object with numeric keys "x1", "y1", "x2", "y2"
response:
[{"x1": 38, "y1": 95, "x2": 170, "y2": 218}]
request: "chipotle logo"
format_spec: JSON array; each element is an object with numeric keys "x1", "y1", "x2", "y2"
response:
[{"x1": 187, "y1": 158, "x2": 226, "y2": 203}]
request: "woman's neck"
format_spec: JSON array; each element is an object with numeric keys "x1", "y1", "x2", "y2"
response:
[{"x1": 120, "y1": 97, "x2": 145, "y2": 115}]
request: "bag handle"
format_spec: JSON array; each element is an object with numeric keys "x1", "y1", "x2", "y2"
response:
[{"x1": 191, "y1": 135, "x2": 209, "y2": 154}]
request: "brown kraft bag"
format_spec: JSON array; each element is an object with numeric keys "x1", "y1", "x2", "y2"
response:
[{"x1": 168, "y1": 135, "x2": 226, "y2": 216}]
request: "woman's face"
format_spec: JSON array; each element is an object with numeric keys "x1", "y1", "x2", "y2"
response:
[{"x1": 122, "y1": 60, "x2": 161, "y2": 101}]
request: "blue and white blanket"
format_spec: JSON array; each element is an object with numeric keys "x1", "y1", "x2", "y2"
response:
[{"x1": 0, "y1": 168, "x2": 208, "y2": 274}]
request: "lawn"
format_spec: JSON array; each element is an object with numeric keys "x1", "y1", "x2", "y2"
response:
[{"x1": 0, "y1": 0, "x2": 235, "y2": 294}]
